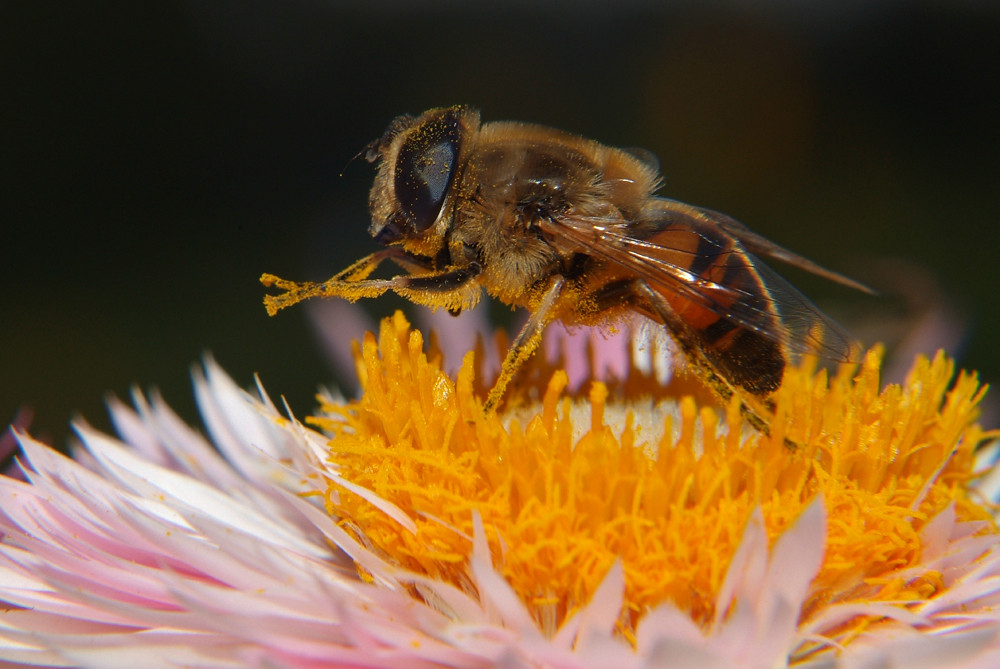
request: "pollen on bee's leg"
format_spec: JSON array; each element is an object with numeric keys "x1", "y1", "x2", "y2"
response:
[
  {"x1": 263, "y1": 273, "x2": 403, "y2": 316},
  {"x1": 483, "y1": 376, "x2": 510, "y2": 413},
  {"x1": 485, "y1": 329, "x2": 548, "y2": 412},
  {"x1": 260, "y1": 274, "x2": 329, "y2": 316},
  {"x1": 739, "y1": 401, "x2": 773, "y2": 439},
  {"x1": 259, "y1": 274, "x2": 323, "y2": 294}
]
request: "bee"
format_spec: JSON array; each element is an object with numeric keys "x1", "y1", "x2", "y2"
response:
[{"x1": 262, "y1": 105, "x2": 868, "y2": 431}]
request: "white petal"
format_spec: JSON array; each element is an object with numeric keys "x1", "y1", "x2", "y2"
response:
[
  {"x1": 76, "y1": 423, "x2": 329, "y2": 560},
  {"x1": 570, "y1": 560, "x2": 624, "y2": 654},
  {"x1": 470, "y1": 512, "x2": 544, "y2": 642},
  {"x1": 838, "y1": 626, "x2": 1000, "y2": 669}
]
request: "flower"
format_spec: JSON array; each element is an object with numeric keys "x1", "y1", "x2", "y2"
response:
[{"x1": 2, "y1": 311, "x2": 999, "y2": 668}]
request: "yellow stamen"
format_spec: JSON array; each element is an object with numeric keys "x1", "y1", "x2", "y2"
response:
[{"x1": 309, "y1": 312, "x2": 995, "y2": 642}]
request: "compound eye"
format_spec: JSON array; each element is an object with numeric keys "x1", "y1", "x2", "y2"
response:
[{"x1": 393, "y1": 108, "x2": 461, "y2": 232}]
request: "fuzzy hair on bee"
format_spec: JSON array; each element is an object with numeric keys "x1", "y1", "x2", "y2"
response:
[{"x1": 262, "y1": 105, "x2": 868, "y2": 432}]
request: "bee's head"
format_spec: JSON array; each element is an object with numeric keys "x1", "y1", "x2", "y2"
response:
[{"x1": 366, "y1": 105, "x2": 479, "y2": 250}]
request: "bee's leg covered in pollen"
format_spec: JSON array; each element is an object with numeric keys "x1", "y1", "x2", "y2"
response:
[
  {"x1": 485, "y1": 275, "x2": 566, "y2": 412},
  {"x1": 261, "y1": 253, "x2": 483, "y2": 316},
  {"x1": 632, "y1": 280, "x2": 778, "y2": 437}
]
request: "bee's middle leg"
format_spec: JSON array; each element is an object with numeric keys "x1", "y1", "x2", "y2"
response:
[{"x1": 485, "y1": 275, "x2": 566, "y2": 412}]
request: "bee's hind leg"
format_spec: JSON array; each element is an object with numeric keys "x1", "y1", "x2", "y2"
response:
[{"x1": 629, "y1": 281, "x2": 779, "y2": 439}]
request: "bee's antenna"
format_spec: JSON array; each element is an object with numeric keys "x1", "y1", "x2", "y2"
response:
[
  {"x1": 338, "y1": 147, "x2": 365, "y2": 178},
  {"x1": 339, "y1": 139, "x2": 383, "y2": 178}
]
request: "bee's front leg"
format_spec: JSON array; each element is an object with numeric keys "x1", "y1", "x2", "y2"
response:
[
  {"x1": 261, "y1": 250, "x2": 402, "y2": 315},
  {"x1": 261, "y1": 255, "x2": 484, "y2": 316},
  {"x1": 390, "y1": 263, "x2": 484, "y2": 313}
]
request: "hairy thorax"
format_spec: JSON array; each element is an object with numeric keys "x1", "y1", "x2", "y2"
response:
[{"x1": 446, "y1": 123, "x2": 655, "y2": 308}]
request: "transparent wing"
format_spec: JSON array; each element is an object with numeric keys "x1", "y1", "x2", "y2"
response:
[
  {"x1": 541, "y1": 197, "x2": 859, "y2": 362},
  {"x1": 702, "y1": 203, "x2": 874, "y2": 294}
]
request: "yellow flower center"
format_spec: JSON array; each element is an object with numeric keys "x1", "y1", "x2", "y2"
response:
[{"x1": 309, "y1": 311, "x2": 995, "y2": 643}]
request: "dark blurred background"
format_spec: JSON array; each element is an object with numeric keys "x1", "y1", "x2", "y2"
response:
[{"x1": 4, "y1": 1, "x2": 999, "y2": 446}]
